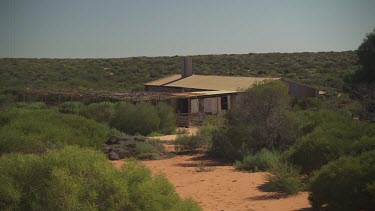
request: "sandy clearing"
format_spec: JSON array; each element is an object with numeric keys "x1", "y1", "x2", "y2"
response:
[{"x1": 112, "y1": 129, "x2": 311, "y2": 211}]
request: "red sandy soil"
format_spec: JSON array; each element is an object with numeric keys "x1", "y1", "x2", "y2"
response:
[{"x1": 111, "y1": 128, "x2": 311, "y2": 211}]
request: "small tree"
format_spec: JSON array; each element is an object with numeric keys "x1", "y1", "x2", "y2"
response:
[
  {"x1": 156, "y1": 102, "x2": 176, "y2": 134},
  {"x1": 228, "y1": 80, "x2": 295, "y2": 150},
  {"x1": 355, "y1": 28, "x2": 375, "y2": 83},
  {"x1": 110, "y1": 103, "x2": 160, "y2": 135},
  {"x1": 211, "y1": 80, "x2": 297, "y2": 160}
]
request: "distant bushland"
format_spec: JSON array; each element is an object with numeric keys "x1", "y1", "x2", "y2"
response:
[{"x1": 0, "y1": 51, "x2": 357, "y2": 92}]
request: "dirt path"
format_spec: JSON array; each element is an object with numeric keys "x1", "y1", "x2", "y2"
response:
[{"x1": 112, "y1": 128, "x2": 311, "y2": 211}]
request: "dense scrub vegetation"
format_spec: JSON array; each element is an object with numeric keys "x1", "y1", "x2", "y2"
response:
[
  {"x1": 0, "y1": 51, "x2": 357, "y2": 92},
  {"x1": 0, "y1": 146, "x2": 200, "y2": 210},
  {"x1": 210, "y1": 81, "x2": 296, "y2": 161},
  {"x1": 174, "y1": 116, "x2": 223, "y2": 153},
  {"x1": 0, "y1": 100, "x2": 199, "y2": 210},
  {"x1": 285, "y1": 110, "x2": 375, "y2": 174},
  {"x1": 308, "y1": 151, "x2": 375, "y2": 211},
  {"x1": 0, "y1": 106, "x2": 115, "y2": 154},
  {"x1": 58, "y1": 101, "x2": 176, "y2": 135},
  {"x1": 181, "y1": 76, "x2": 375, "y2": 205},
  {"x1": 109, "y1": 102, "x2": 175, "y2": 135}
]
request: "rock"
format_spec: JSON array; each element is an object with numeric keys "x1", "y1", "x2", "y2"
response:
[
  {"x1": 108, "y1": 151, "x2": 120, "y2": 160},
  {"x1": 105, "y1": 135, "x2": 122, "y2": 145}
]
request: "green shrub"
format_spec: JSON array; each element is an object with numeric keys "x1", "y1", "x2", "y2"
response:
[
  {"x1": 211, "y1": 81, "x2": 297, "y2": 161},
  {"x1": 234, "y1": 149, "x2": 280, "y2": 172},
  {"x1": 174, "y1": 135, "x2": 203, "y2": 152},
  {"x1": 0, "y1": 147, "x2": 201, "y2": 210},
  {"x1": 309, "y1": 151, "x2": 375, "y2": 210},
  {"x1": 286, "y1": 111, "x2": 375, "y2": 174},
  {"x1": 79, "y1": 102, "x2": 116, "y2": 124},
  {"x1": 157, "y1": 102, "x2": 176, "y2": 134},
  {"x1": 58, "y1": 101, "x2": 84, "y2": 114},
  {"x1": 263, "y1": 162, "x2": 304, "y2": 195},
  {"x1": 110, "y1": 103, "x2": 161, "y2": 135},
  {"x1": 210, "y1": 128, "x2": 246, "y2": 161},
  {"x1": 15, "y1": 102, "x2": 48, "y2": 110},
  {"x1": 135, "y1": 142, "x2": 158, "y2": 159},
  {"x1": 0, "y1": 108, "x2": 112, "y2": 154}
]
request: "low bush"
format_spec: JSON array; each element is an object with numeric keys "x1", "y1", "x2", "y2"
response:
[
  {"x1": 58, "y1": 101, "x2": 84, "y2": 114},
  {"x1": 79, "y1": 102, "x2": 116, "y2": 123},
  {"x1": 110, "y1": 103, "x2": 161, "y2": 135},
  {"x1": 0, "y1": 146, "x2": 201, "y2": 210},
  {"x1": 175, "y1": 125, "x2": 219, "y2": 153},
  {"x1": 234, "y1": 149, "x2": 280, "y2": 172},
  {"x1": 210, "y1": 81, "x2": 298, "y2": 161},
  {"x1": 59, "y1": 101, "x2": 176, "y2": 135},
  {"x1": 104, "y1": 135, "x2": 168, "y2": 160},
  {"x1": 174, "y1": 135, "x2": 203, "y2": 153},
  {"x1": 263, "y1": 162, "x2": 304, "y2": 196},
  {"x1": 0, "y1": 108, "x2": 113, "y2": 154},
  {"x1": 309, "y1": 150, "x2": 375, "y2": 210},
  {"x1": 157, "y1": 102, "x2": 176, "y2": 134},
  {"x1": 15, "y1": 102, "x2": 48, "y2": 110},
  {"x1": 286, "y1": 111, "x2": 375, "y2": 174},
  {"x1": 195, "y1": 162, "x2": 215, "y2": 172},
  {"x1": 135, "y1": 142, "x2": 158, "y2": 159},
  {"x1": 59, "y1": 101, "x2": 116, "y2": 124}
]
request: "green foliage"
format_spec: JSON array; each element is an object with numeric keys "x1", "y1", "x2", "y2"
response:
[
  {"x1": 59, "y1": 101, "x2": 116, "y2": 124},
  {"x1": 156, "y1": 102, "x2": 176, "y2": 134},
  {"x1": 0, "y1": 107, "x2": 112, "y2": 154},
  {"x1": 58, "y1": 101, "x2": 84, "y2": 114},
  {"x1": 135, "y1": 142, "x2": 158, "y2": 159},
  {"x1": 110, "y1": 103, "x2": 161, "y2": 135},
  {"x1": 175, "y1": 124, "x2": 219, "y2": 153},
  {"x1": 79, "y1": 102, "x2": 116, "y2": 124},
  {"x1": 211, "y1": 80, "x2": 297, "y2": 161},
  {"x1": 15, "y1": 102, "x2": 48, "y2": 110},
  {"x1": 174, "y1": 135, "x2": 203, "y2": 153},
  {"x1": 0, "y1": 91, "x2": 16, "y2": 111},
  {"x1": 0, "y1": 51, "x2": 357, "y2": 92},
  {"x1": 286, "y1": 110, "x2": 375, "y2": 174},
  {"x1": 0, "y1": 147, "x2": 201, "y2": 211},
  {"x1": 264, "y1": 162, "x2": 304, "y2": 196},
  {"x1": 353, "y1": 28, "x2": 375, "y2": 83},
  {"x1": 293, "y1": 97, "x2": 320, "y2": 110},
  {"x1": 234, "y1": 149, "x2": 280, "y2": 172},
  {"x1": 309, "y1": 151, "x2": 375, "y2": 210}
]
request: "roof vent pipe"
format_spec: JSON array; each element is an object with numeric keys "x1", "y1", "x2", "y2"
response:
[{"x1": 181, "y1": 57, "x2": 193, "y2": 78}]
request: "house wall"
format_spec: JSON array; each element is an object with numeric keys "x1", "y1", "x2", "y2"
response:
[
  {"x1": 281, "y1": 79, "x2": 318, "y2": 98},
  {"x1": 187, "y1": 94, "x2": 236, "y2": 115}
]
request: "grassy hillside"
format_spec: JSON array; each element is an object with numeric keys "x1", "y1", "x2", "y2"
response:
[{"x1": 0, "y1": 51, "x2": 358, "y2": 92}]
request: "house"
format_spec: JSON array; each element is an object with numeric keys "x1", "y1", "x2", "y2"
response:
[{"x1": 145, "y1": 57, "x2": 321, "y2": 126}]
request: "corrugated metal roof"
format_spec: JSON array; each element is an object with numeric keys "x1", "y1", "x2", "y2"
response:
[
  {"x1": 144, "y1": 74, "x2": 181, "y2": 86},
  {"x1": 164, "y1": 75, "x2": 279, "y2": 91},
  {"x1": 188, "y1": 90, "x2": 238, "y2": 96}
]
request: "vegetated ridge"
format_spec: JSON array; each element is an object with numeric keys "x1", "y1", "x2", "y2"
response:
[{"x1": 0, "y1": 51, "x2": 357, "y2": 92}]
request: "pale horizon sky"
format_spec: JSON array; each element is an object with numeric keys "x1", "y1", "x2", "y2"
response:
[{"x1": 1, "y1": 0, "x2": 374, "y2": 58}]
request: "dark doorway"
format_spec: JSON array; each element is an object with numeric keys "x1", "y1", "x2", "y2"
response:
[{"x1": 177, "y1": 98, "x2": 189, "y2": 113}]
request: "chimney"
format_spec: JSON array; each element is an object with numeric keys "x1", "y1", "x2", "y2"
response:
[{"x1": 181, "y1": 57, "x2": 193, "y2": 78}]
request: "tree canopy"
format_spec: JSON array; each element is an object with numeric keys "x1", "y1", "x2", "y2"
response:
[{"x1": 355, "y1": 28, "x2": 375, "y2": 83}]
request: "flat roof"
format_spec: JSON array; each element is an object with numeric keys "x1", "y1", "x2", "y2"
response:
[
  {"x1": 144, "y1": 74, "x2": 181, "y2": 86},
  {"x1": 145, "y1": 74, "x2": 279, "y2": 91}
]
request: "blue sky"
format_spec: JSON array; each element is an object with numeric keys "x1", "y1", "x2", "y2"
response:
[{"x1": 1, "y1": 0, "x2": 374, "y2": 58}]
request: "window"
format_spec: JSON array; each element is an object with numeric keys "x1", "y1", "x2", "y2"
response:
[{"x1": 221, "y1": 96, "x2": 228, "y2": 110}]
